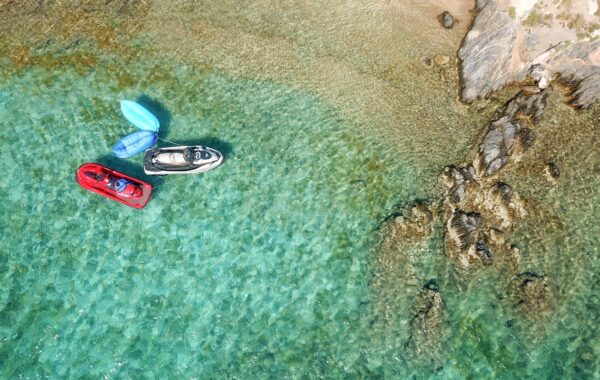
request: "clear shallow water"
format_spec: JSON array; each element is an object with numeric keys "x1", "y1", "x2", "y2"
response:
[
  {"x1": 0, "y1": 52, "x2": 427, "y2": 378},
  {"x1": 1, "y1": 30, "x2": 600, "y2": 380}
]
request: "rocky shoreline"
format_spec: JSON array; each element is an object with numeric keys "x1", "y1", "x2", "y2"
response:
[
  {"x1": 460, "y1": 0, "x2": 600, "y2": 108},
  {"x1": 375, "y1": 87, "x2": 558, "y2": 359},
  {"x1": 376, "y1": 0, "x2": 600, "y2": 356}
]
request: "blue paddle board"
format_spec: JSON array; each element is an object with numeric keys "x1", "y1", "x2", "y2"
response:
[
  {"x1": 120, "y1": 100, "x2": 160, "y2": 132},
  {"x1": 113, "y1": 130, "x2": 158, "y2": 158}
]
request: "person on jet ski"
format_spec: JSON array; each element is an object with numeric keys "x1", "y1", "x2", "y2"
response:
[
  {"x1": 115, "y1": 179, "x2": 142, "y2": 197},
  {"x1": 96, "y1": 173, "x2": 141, "y2": 196}
]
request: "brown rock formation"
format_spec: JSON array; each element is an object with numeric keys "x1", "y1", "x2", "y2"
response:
[{"x1": 406, "y1": 282, "x2": 446, "y2": 358}]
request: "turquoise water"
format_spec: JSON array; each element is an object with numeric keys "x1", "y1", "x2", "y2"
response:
[
  {"x1": 2, "y1": 46, "x2": 600, "y2": 378},
  {"x1": 0, "y1": 52, "x2": 427, "y2": 378}
]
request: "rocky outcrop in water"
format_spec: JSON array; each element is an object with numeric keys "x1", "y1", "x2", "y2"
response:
[
  {"x1": 443, "y1": 209, "x2": 487, "y2": 267},
  {"x1": 406, "y1": 282, "x2": 445, "y2": 358},
  {"x1": 504, "y1": 87, "x2": 548, "y2": 122},
  {"x1": 441, "y1": 164, "x2": 475, "y2": 204},
  {"x1": 509, "y1": 272, "x2": 554, "y2": 315},
  {"x1": 438, "y1": 89, "x2": 541, "y2": 269},
  {"x1": 374, "y1": 202, "x2": 436, "y2": 313},
  {"x1": 438, "y1": 11, "x2": 455, "y2": 29},
  {"x1": 459, "y1": 0, "x2": 600, "y2": 108},
  {"x1": 478, "y1": 119, "x2": 520, "y2": 176},
  {"x1": 378, "y1": 202, "x2": 435, "y2": 255},
  {"x1": 373, "y1": 203, "x2": 440, "y2": 348},
  {"x1": 543, "y1": 161, "x2": 560, "y2": 185},
  {"x1": 375, "y1": 0, "x2": 580, "y2": 343},
  {"x1": 477, "y1": 90, "x2": 547, "y2": 176},
  {"x1": 544, "y1": 41, "x2": 600, "y2": 108}
]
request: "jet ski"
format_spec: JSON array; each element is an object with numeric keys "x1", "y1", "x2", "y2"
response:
[
  {"x1": 143, "y1": 146, "x2": 223, "y2": 175},
  {"x1": 76, "y1": 163, "x2": 152, "y2": 209}
]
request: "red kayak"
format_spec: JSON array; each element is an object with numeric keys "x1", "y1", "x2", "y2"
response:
[{"x1": 76, "y1": 163, "x2": 152, "y2": 209}]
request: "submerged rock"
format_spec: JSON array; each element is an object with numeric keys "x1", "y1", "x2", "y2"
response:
[
  {"x1": 509, "y1": 272, "x2": 554, "y2": 315},
  {"x1": 476, "y1": 90, "x2": 546, "y2": 176},
  {"x1": 491, "y1": 182, "x2": 513, "y2": 203},
  {"x1": 488, "y1": 227, "x2": 505, "y2": 246},
  {"x1": 438, "y1": 11, "x2": 455, "y2": 29},
  {"x1": 420, "y1": 56, "x2": 433, "y2": 68},
  {"x1": 405, "y1": 203, "x2": 435, "y2": 232},
  {"x1": 504, "y1": 90, "x2": 548, "y2": 123},
  {"x1": 383, "y1": 203, "x2": 434, "y2": 241},
  {"x1": 443, "y1": 209, "x2": 489, "y2": 268},
  {"x1": 441, "y1": 165, "x2": 476, "y2": 204},
  {"x1": 406, "y1": 282, "x2": 445, "y2": 356},
  {"x1": 517, "y1": 127, "x2": 536, "y2": 149},
  {"x1": 477, "y1": 118, "x2": 519, "y2": 176},
  {"x1": 377, "y1": 202, "x2": 435, "y2": 262},
  {"x1": 434, "y1": 54, "x2": 450, "y2": 66},
  {"x1": 543, "y1": 161, "x2": 560, "y2": 185},
  {"x1": 475, "y1": 240, "x2": 493, "y2": 266},
  {"x1": 448, "y1": 209, "x2": 482, "y2": 249},
  {"x1": 481, "y1": 181, "x2": 527, "y2": 229}
]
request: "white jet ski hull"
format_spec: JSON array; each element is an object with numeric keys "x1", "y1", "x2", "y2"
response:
[{"x1": 143, "y1": 146, "x2": 223, "y2": 175}]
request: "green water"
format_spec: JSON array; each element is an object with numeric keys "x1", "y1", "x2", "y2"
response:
[
  {"x1": 0, "y1": 52, "x2": 428, "y2": 378},
  {"x1": 1, "y1": 40, "x2": 600, "y2": 380}
]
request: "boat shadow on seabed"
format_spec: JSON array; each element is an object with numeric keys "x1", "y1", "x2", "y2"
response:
[
  {"x1": 135, "y1": 94, "x2": 235, "y2": 161},
  {"x1": 135, "y1": 95, "x2": 172, "y2": 139},
  {"x1": 133, "y1": 95, "x2": 235, "y2": 161},
  {"x1": 95, "y1": 96, "x2": 234, "y2": 196},
  {"x1": 95, "y1": 95, "x2": 172, "y2": 194},
  {"x1": 135, "y1": 95, "x2": 233, "y2": 160}
]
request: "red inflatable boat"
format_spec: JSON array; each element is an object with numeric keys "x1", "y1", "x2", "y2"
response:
[{"x1": 76, "y1": 163, "x2": 152, "y2": 209}]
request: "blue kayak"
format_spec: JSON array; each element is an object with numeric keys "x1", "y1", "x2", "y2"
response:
[
  {"x1": 120, "y1": 100, "x2": 160, "y2": 132},
  {"x1": 113, "y1": 130, "x2": 158, "y2": 158}
]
